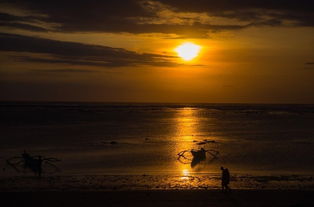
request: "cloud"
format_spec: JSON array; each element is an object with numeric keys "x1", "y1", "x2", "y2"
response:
[
  {"x1": 0, "y1": 0, "x2": 312, "y2": 37},
  {"x1": 304, "y1": 62, "x2": 314, "y2": 69},
  {"x1": 157, "y1": 0, "x2": 314, "y2": 26},
  {"x1": 0, "y1": 22, "x2": 48, "y2": 32},
  {"x1": 0, "y1": 33, "x2": 176, "y2": 67},
  {"x1": 30, "y1": 68, "x2": 97, "y2": 73},
  {"x1": 0, "y1": 7, "x2": 246, "y2": 38},
  {"x1": 0, "y1": 12, "x2": 49, "y2": 31}
]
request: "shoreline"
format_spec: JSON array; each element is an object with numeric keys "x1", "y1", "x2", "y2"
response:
[{"x1": 1, "y1": 174, "x2": 314, "y2": 192}]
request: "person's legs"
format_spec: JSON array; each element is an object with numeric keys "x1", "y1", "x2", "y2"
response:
[
  {"x1": 221, "y1": 182, "x2": 226, "y2": 191},
  {"x1": 225, "y1": 184, "x2": 231, "y2": 192}
]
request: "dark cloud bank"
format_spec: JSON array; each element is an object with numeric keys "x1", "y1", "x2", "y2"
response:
[
  {"x1": 0, "y1": 0, "x2": 313, "y2": 37},
  {"x1": 0, "y1": 33, "x2": 175, "y2": 67}
]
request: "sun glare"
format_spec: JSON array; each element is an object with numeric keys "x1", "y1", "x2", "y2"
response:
[{"x1": 175, "y1": 42, "x2": 201, "y2": 61}]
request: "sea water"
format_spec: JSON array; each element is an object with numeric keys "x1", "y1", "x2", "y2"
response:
[{"x1": 1, "y1": 102, "x2": 314, "y2": 189}]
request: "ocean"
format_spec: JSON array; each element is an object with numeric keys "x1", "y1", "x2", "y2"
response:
[{"x1": 1, "y1": 102, "x2": 314, "y2": 190}]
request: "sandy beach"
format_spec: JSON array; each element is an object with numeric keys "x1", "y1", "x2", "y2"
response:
[
  {"x1": 0, "y1": 172, "x2": 312, "y2": 206},
  {"x1": 1, "y1": 174, "x2": 314, "y2": 206},
  {"x1": 3, "y1": 190, "x2": 314, "y2": 207}
]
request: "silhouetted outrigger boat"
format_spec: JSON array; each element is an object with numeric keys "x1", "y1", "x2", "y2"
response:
[
  {"x1": 191, "y1": 148, "x2": 206, "y2": 161},
  {"x1": 6, "y1": 151, "x2": 61, "y2": 177},
  {"x1": 177, "y1": 146, "x2": 219, "y2": 168}
]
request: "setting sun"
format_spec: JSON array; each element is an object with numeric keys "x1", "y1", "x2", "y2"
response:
[{"x1": 175, "y1": 42, "x2": 201, "y2": 61}]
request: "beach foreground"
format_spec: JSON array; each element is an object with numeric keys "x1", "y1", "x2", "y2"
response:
[{"x1": 4, "y1": 190, "x2": 314, "y2": 207}]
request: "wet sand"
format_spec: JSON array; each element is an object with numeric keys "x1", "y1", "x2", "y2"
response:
[
  {"x1": 3, "y1": 190, "x2": 314, "y2": 207},
  {"x1": 1, "y1": 174, "x2": 314, "y2": 191}
]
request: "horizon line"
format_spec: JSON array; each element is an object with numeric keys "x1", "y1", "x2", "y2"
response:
[{"x1": 0, "y1": 100, "x2": 313, "y2": 105}]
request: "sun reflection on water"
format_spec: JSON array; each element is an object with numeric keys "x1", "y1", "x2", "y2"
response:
[
  {"x1": 173, "y1": 107, "x2": 219, "y2": 175},
  {"x1": 182, "y1": 169, "x2": 190, "y2": 176},
  {"x1": 174, "y1": 107, "x2": 199, "y2": 176},
  {"x1": 167, "y1": 107, "x2": 220, "y2": 188},
  {"x1": 180, "y1": 168, "x2": 191, "y2": 180}
]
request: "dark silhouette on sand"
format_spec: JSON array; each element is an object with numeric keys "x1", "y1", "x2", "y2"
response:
[
  {"x1": 21, "y1": 151, "x2": 43, "y2": 177},
  {"x1": 190, "y1": 148, "x2": 206, "y2": 167},
  {"x1": 177, "y1": 147, "x2": 219, "y2": 168},
  {"x1": 6, "y1": 151, "x2": 60, "y2": 177},
  {"x1": 221, "y1": 166, "x2": 231, "y2": 192}
]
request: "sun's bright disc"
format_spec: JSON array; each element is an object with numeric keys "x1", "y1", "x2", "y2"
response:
[{"x1": 175, "y1": 42, "x2": 201, "y2": 61}]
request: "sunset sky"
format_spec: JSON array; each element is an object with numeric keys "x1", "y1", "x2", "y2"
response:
[{"x1": 0, "y1": 0, "x2": 313, "y2": 103}]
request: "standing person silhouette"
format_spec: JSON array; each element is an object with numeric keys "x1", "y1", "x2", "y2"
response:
[{"x1": 220, "y1": 166, "x2": 231, "y2": 192}]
